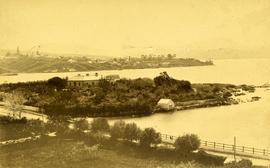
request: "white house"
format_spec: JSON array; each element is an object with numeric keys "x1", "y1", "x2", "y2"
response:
[
  {"x1": 67, "y1": 73, "x2": 121, "y2": 87},
  {"x1": 157, "y1": 99, "x2": 175, "y2": 111},
  {"x1": 67, "y1": 73, "x2": 101, "y2": 87}
]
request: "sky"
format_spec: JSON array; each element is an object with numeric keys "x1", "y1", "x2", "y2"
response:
[{"x1": 0, "y1": 0, "x2": 270, "y2": 57}]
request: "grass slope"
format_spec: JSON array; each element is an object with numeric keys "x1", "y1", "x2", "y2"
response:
[{"x1": 0, "y1": 139, "x2": 209, "y2": 168}]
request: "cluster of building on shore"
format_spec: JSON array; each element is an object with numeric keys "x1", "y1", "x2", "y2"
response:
[{"x1": 67, "y1": 73, "x2": 175, "y2": 111}]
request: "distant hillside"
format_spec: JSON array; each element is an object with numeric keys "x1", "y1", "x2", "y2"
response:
[{"x1": 0, "y1": 55, "x2": 213, "y2": 73}]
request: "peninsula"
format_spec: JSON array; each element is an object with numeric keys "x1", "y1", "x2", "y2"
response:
[{"x1": 0, "y1": 72, "x2": 255, "y2": 118}]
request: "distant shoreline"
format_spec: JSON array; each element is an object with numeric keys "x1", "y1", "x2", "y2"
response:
[{"x1": 0, "y1": 56, "x2": 213, "y2": 73}]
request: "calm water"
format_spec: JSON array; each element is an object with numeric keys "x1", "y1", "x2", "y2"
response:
[
  {"x1": 1, "y1": 58, "x2": 270, "y2": 85},
  {"x1": 1, "y1": 58, "x2": 270, "y2": 149},
  {"x1": 111, "y1": 88, "x2": 270, "y2": 149}
]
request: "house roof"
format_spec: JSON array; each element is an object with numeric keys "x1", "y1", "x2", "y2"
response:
[
  {"x1": 157, "y1": 99, "x2": 174, "y2": 104},
  {"x1": 105, "y1": 74, "x2": 120, "y2": 80},
  {"x1": 68, "y1": 74, "x2": 101, "y2": 81}
]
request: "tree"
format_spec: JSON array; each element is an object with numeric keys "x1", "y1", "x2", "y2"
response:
[
  {"x1": 98, "y1": 79, "x2": 111, "y2": 92},
  {"x1": 174, "y1": 134, "x2": 200, "y2": 154},
  {"x1": 154, "y1": 71, "x2": 172, "y2": 86},
  {"x1": 48, "y1": 77, "x2": 67, "y2": 90},
  {"x1": 110, "y1": 120, "x2": 126, "y2": 140},
  {"x1": 139, "y1": 127, "x2": 161, "y2": 148},
  {"x1": 124, "y1": 122, "x2": 141, "y2": 141},
  {"x1": 91, "y1": 118, "x2": 110, "y2": 133},
  {"x1": 1, "y1": 91, "x2": 27, "y2": 119}
]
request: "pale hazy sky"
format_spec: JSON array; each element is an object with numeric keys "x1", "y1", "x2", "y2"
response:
[{"x1": 0, "y1": 0, "x2": 270, "y2": 56}]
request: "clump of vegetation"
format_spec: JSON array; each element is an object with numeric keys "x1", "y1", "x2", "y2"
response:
[
  {"x1": 139, "y1": 127, "x2": 162, "y2": 148},
  {"x1": 0, "y1": 91, "x2": 27, "y2": 119},
  {"x1": 0, "y1": 73, "x2": 252, "y2": 118},
  {"x1": 47, "y1": 77, "x2": 67, "y2": 91},
  {"x1": 110, "y1": 120, "x2": 126, "y2": 140},
  {"x1": 174, "y1": 134, "x2": 201, "y2": 154},
  {"x1": 224, "y1": 159, "x2": 253, "y2": 168},
  {"x1": 124, "y1": 122, "x2": 141, "y2": 142},
  {"x1": 73, "y1": 118, "x2": 89, "y2": 131},
  {"x1": 0, "y1": 117, "x2": 46, "y2": 141},
  {"x1": 1, "y1": 116, "x2": 235, "y2": 167},
  {"x1": 154, "y1": 71, "x2": 192, "y2": 92},
  {"x1": 0, "y1": 116, "x2": 27, "y2": 124},
  {"x1": 91, "y1": 118, "x2": 110, "y2": 133}
]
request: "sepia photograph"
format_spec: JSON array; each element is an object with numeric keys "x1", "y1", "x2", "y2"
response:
[{"x1": 0, "y1": 0, "x2": 270, "y2": 167}]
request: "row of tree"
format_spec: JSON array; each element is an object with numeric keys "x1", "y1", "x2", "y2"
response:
[{"x1": 74, "y1": 118, "x2": 200, "y2": 154}]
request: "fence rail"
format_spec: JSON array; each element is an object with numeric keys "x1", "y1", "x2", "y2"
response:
[
  {"x1": 201, "y1": 140, "x2": 270, "y2": 156},
  {"x1": 160, "y1": 133, "x2": 270, "y2": 158}
]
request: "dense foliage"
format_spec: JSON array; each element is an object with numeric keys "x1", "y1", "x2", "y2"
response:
[
  {"x1": 0, "y1": 73, "x2": 247, "y2": 117},
  {"x1": 110, "y1": 120, "x2": 126, "y2": 140},
  {"x1": 174, "y1": 134, "x2": 201, "y2": 154},
  {"x1": 91, "y1": 118, "x2": 110, "y2": 133},
  {"x1": 139, "y1": 127, "x2": 162, "y2": 148},
  {"x1": 0, "y1": 116, "x2": 238, "y2": 167}
]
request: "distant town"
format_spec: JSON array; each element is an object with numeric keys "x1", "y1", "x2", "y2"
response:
[{"x1": 0, "y1": 47, "x2": 213, "y2": 74}]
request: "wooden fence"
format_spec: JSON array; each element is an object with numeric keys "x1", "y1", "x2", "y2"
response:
[
  {"x1": 160, "y1": 133, "x2": 270, "y2": 159},
  {"x1": 201, "y1": 140, "x2": 270, "y2": 156}
]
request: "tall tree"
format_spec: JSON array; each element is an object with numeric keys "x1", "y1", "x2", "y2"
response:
[
  {"x1": 139, "y1": 127, "x2": 161, "y2": 148},
  {"x1": 1, "y1": 91, "x2": 27, "y2": 118}
]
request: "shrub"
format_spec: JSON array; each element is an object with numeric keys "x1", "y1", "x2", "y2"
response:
[
  {"x1": 139, "y1": 127, "x2": 161, "y2": 148},
  {"x1": 110, "y1": 120, "x2": 126, "y2": 140},
  {"x1": 0, "y1": 116, "x2": 27, "y2": 124},
  {"x1": 196, "y1": 150, "x2": 226, "y2": 165},
  {"x1": 224, "y1": 159, "x2": 252, "y2": 168},
  {"x1": 174, "y1": 134, "x2": 200, "y2": 154},
  {"x1": 73, "y1": 119, "x2": 89, "y2": 131},
  {"x1": 91, "y1": 118, "x2": 110, "y2": 133},
  {"x1": 46, "y1": 116, "x2": 71, "y2": 136},
  {"x1": 124, "y1": 122, "x2": 141, "y2": 141}
]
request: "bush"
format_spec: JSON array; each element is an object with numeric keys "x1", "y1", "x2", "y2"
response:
[
  {"x1": 174, "y1": 134, "x2": 200, "y2": 154},
  {"x1": 139, "y1": 127, "x2": 161, "y2": 148},
  {"x1": 224, "y1": 159, "x2": 252, "y2": 168},
  {"x1": 91, "y1": 118, "x2": 110, "y2": 133},
  {"x1": 45, "y1": 116, "x2": 71, "y2": 136},
  {"x1": 73, "y1": 119, "x2": 89, "y2": 131},
  {"x1": 0, "y1": 116, "x2": 27, "y2": 124},
  {"x1": 196, "y1": 150, "x2": 226, "y2": 165},
  {"x1": 0, "y1": 117, "x2": 46, "y2": 141},
  {"x1": 124, "y1": 122, "x2": 141, "y2": 141},
  {"x1": 110, "y1": 120, "x2": 126, "y2": 140}
]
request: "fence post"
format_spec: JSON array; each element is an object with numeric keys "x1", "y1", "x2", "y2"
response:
[
  {"x1": 263, "y1": 149, "x2": 265, "y2": 155},
  {"x1": 205, "y1": 141, "x2": 207, "y2": 146},
  {"x1": 234, "y1": 136, "x2": 236, "y2": 162},
  {"x1": 223, "y1": 144, "x2": 225, "y2": 149},
  {"x1": 214, "y1": 142, "x2": 216, "y2": 148},
  {"x1": 253, "y1": 148, "x2": 254, "y2": 154},
  {"x1": 242, "y1": 146, "x2": 244, "y2": 152}
]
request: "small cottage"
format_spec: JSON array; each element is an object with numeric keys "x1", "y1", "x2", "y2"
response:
[
  {"x1": 67, "y1": 73, "x2": 101, "y2": 87},
  {"x1": 157, "y1": 99, "x2": 175, "y2": 111}
]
